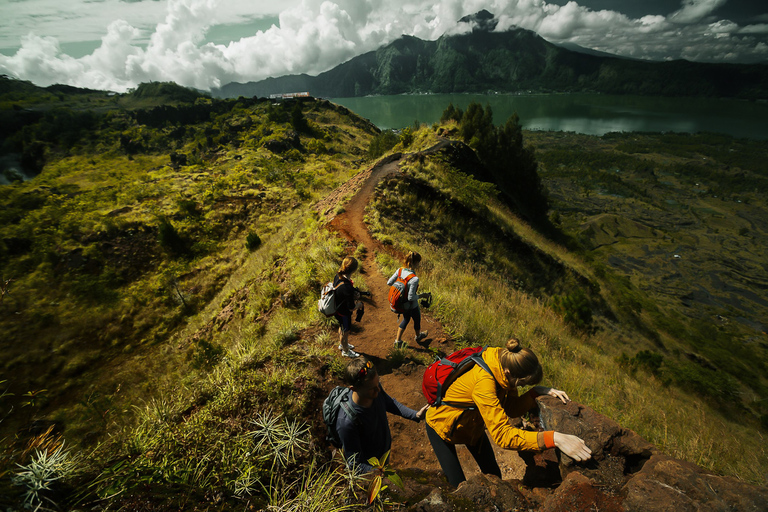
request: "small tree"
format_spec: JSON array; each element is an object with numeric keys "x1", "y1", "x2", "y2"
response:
[
  {"x1": 290, "y1": 102, "x2": 309, "y2": 133},
  {"x1": 444, "y1": 101, "x2": 549, "y2": 221}
]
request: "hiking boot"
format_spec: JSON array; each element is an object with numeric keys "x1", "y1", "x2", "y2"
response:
[
  {"x1": 338, "y1": 343, "x2": 355, "y2": 350},
  {"x1": 415, "y1": 331, "x2": 428, "y2": 343},
  {"x1": 342, "y1": 349, "x2": 360, "y2": 358},
  {"x1": 393, "y1": 340, "x2": 407, "y2": 349}
]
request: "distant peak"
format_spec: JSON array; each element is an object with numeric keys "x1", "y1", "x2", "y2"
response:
[{"x1": 458, "y1": 10, "x2": 498, "y2": 31}]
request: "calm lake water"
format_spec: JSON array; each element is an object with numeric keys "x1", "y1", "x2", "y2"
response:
[{"x1": 330, "y1": 93, "x2": 768, "y2": 140}]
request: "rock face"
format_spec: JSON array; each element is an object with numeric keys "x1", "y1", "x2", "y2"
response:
[{"x1": 403, "y1": 397, "x2": 768, "y2": 511}]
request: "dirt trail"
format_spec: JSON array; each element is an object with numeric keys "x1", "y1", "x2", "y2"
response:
[{"x1": 323, "y1": 146, "x2": 526, "y2": 480}]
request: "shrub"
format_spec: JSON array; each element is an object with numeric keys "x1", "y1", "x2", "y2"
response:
[
  {"x1": 246, "y1": 232, "x2": 262, "y2": 251},
  {"x1": 619, "y1": 350, "x2": 664, "y2": 375},
  {"x1": 177, "y1": 198, "x2": 199, "y2": 217},
  {"x1": 189, "y1": 338, "x2": 224, "y2": 370},
  {"x1": 399, "y1": 127, "x2": 414, "y2": 148},
  {"x1": 158, "y1": 217, "x2": 188, "y2": 257},
  {"x1": 368, "y1": 130, "x2": 399, "y2": 159},
  {"x1": 444, "y1": 102, "x2": 549, "y2": 220},
  {"x1": 552, "y1": 289, "x2": 593, "y2": 333}
]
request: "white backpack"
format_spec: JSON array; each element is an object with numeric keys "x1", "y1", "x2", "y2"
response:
[{"x1": 318, "y1": 280, "x2": 343, "y2": 317}]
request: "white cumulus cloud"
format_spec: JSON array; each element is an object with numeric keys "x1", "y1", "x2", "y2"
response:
[{"x1": 0, "y1": 0, "x2": 766, "y2": 93}]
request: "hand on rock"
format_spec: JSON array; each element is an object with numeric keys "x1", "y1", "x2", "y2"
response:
[{"x1": 554, "y1": 432, "x2": 592, "y2": 461}]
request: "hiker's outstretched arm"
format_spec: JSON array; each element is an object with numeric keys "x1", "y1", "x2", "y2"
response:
[{"x1": 381, "y1": 387, "x2": 419, "y2": 420}]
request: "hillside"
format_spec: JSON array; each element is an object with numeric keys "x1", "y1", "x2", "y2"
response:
[
  {"x1": 214, "y1": 21, "x2": 768, "y2": 100},
  {"x1": 529, "y1": 130, "x2": 768, "y2": 410},
  {"x1": 1, "y1": 80, "x2": 767, "y2": 509}
]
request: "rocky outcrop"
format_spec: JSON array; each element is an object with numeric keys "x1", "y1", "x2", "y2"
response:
[
  {"x1": 402, "y1": 397, "x2": 768, "y2": 511},
  {"x1": 263, "y1": 130, "x2": 302, "y2": 153}
]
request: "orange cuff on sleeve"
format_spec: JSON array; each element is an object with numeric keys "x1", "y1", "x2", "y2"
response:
[{"x1": 543, "y1": 431, "x2": 555, "y2": 449}]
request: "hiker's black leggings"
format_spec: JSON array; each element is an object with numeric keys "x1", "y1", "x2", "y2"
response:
[
  {"x1": 426, "y1": 423, "x2": 501, "y2": 487},
  {"x1": 399, "y1": 307, "x2": 421, "y2": 331}
]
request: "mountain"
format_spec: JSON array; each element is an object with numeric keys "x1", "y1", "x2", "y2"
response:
[
  {"x1": 553, "y1": 41, "x2": 628, "y2": 59},
  {"x1": 214, "y1": 21, "x2": 768, "y2": 100}
]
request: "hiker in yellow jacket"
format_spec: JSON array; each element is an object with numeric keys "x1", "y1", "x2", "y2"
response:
[{"x1": 425, "y1": 338, "x2": 592, "y2": 486}]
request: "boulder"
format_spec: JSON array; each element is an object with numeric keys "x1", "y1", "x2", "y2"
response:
[
  {"x1": 401, "y1": 397, "x2": 768, "y2": 511},
  {"x1": 263, "y1": 130, "x2": 302, "y2": 153},
  {"x1": 623, "y1": 453, "x2": 768, "y2": 512}
]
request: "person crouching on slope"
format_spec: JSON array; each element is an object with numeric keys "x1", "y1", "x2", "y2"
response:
[
  {"x1": 388, "y1": 251, "x2": 428, "y2": 348},
  {"x1": 334, "y1": 256, "x2": 365, "y2": 357},
  {"x1": 336, "y1": 357, "x2": 428, "y2": 473},
  {"x1": 425, "y1": 338, "x2": 592, "y2": 487}
]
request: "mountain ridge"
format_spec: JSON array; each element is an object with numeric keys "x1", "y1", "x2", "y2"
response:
[{"x1": 214, "y1": 25, "x2": 768, "y2": 100}]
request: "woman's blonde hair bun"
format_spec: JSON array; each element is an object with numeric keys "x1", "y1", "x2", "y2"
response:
[{"x1": 499, "y1": 337, "x2": 542, "y2": 386}]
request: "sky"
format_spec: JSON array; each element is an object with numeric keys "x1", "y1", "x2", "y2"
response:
[{"x1": 0, "y1": 0, "x2": 766, "y2": 93}]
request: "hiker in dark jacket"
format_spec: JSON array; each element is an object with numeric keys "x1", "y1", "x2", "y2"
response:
[
  {"x1": 334, "y1": 256, "x2": 364, "y2": 357},
  {"x1": 336, "y1": 357, "x2": 428, "y2": 473}
]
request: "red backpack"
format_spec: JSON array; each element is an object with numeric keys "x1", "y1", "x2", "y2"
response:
[
  {"x1": 422, "y1": 346, "x2": 492, "y2": 408},
  {"x1": 388, "y1": 268, "x2": 415, "y2": 313}
]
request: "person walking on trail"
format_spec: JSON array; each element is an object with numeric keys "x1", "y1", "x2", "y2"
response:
[
  {"x1": 425, "y1": 338, "x2": 592, "y2": 487},
  {"x1": 387, "y1": 251, "x2": 428, "y2": 349},
  {"x1": 334, "y1": 256, "x2": 364, "y2": 357},
  {"x1": 336, "y1": 357, "x2": 428, "y2": 474}
]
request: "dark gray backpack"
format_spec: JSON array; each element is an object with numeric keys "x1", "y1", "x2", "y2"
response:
[{"x1": 322, "y1": 386, "x2": 358, "y2": 447}]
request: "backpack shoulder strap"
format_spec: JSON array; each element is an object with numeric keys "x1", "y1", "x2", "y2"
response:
[
  {"x1": 439, "y1": 347, "x2": 494, "y2": 410},
  {"x1": 339, "y1": 390, "x2": 359, "y2": 424},
  {"x1": 471, "y1": 346, "x2": 493, "y2": 377}
]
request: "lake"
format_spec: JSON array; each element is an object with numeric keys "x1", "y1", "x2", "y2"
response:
[{"x1": 330, "y1": 93, "x2": 768, "y2": 140}]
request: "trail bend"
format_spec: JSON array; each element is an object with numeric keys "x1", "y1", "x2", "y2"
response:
[{"x1": 319, "y1": 142, "x2": 526, "y2": 479}]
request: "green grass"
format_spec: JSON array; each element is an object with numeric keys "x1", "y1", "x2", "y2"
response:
[
  {"x1": 366, "y1": 125, "x2": 768, "y2": 484},
  {"x1": 3, "y1": 85, "x2": 767, "y2": 507},
  {"x1": 0, "y1": 91, "x2": 381, "y2": 507}
]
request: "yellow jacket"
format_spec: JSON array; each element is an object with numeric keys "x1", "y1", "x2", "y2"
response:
[{"x1": 425, "y1": 347, "x2": 554, "y2": 450}]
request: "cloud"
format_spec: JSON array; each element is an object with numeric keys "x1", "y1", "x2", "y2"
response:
[
  {"x1": 740, "y1": 23, "x2": 768, "y2": 35},
  {"x1": 0, "y1": 0, "x2": 766, "y2": 93},
  {"x1": 668, "y1": 0, "x2": 729, "y2": 25}
]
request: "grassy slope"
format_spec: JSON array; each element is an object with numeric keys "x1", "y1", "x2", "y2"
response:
[
  {"x1": 366, "y1": 125, "x2": 767, "y2": 483},
  {"x1": 529, "y1": 131, "x2": 768, "y2": 409},
  {"x1": 0, "y1": 89, "x2": 382, "y2": 509},
  {"x1": 2, "y1": 87, "x2": 766, "y2": 507}
]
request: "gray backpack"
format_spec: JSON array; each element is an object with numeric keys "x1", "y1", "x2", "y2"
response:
[
  {"x1": 318, "y1": 280, "x2": 343, "y2": 317},
  {"x1": 322, "y1": 386, "x2": 359, "y2": 447}
]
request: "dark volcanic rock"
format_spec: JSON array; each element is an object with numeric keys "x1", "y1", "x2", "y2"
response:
[
  {"x1": 263, "y1": 130, "x2": 302, "y2": 153},
  {"x1": 453, "y1": 473, "x2": 531, "y2": 511},
  {"x1": 537, "y1": 396, "x2": 657, "y2": 473},
  {"x1": 540, "y1": 471, "x2": 623, "y2": 512},
  {"x1": 403, "y1": 397, "x2": 768, "y2": 511},
  {"x1": 623, "y1": 453, "x2": 768, "y2": 512}
]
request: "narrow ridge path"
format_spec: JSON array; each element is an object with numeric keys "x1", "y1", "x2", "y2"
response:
[{"x1": 324, "y1": 145, "x2": 525, "y2": 479}]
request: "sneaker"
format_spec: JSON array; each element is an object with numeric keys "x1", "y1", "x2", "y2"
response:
[
  {"x1": 393, "y1": 340, "x2": 407, "y2": 349},
  {"x1": 415, "y1": 331, "x2": 428, "y2": 343},
  {"x1": 338, "y1": 343, "x2": 355, "y2": 350},
  {"x1": 342, "y1": 349, "x2": 360, "y2": 358}
]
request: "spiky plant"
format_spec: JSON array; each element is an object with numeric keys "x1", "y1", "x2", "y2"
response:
[
  {"x1": 249, "y1": 412, "x2": 310, "y2": 468},
  {"x1": 263, "y1": 460, "x2": 359, "y2": 512},
  {"x1": 12, "y1": 442, "x2": 77, "y2": 511}
]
